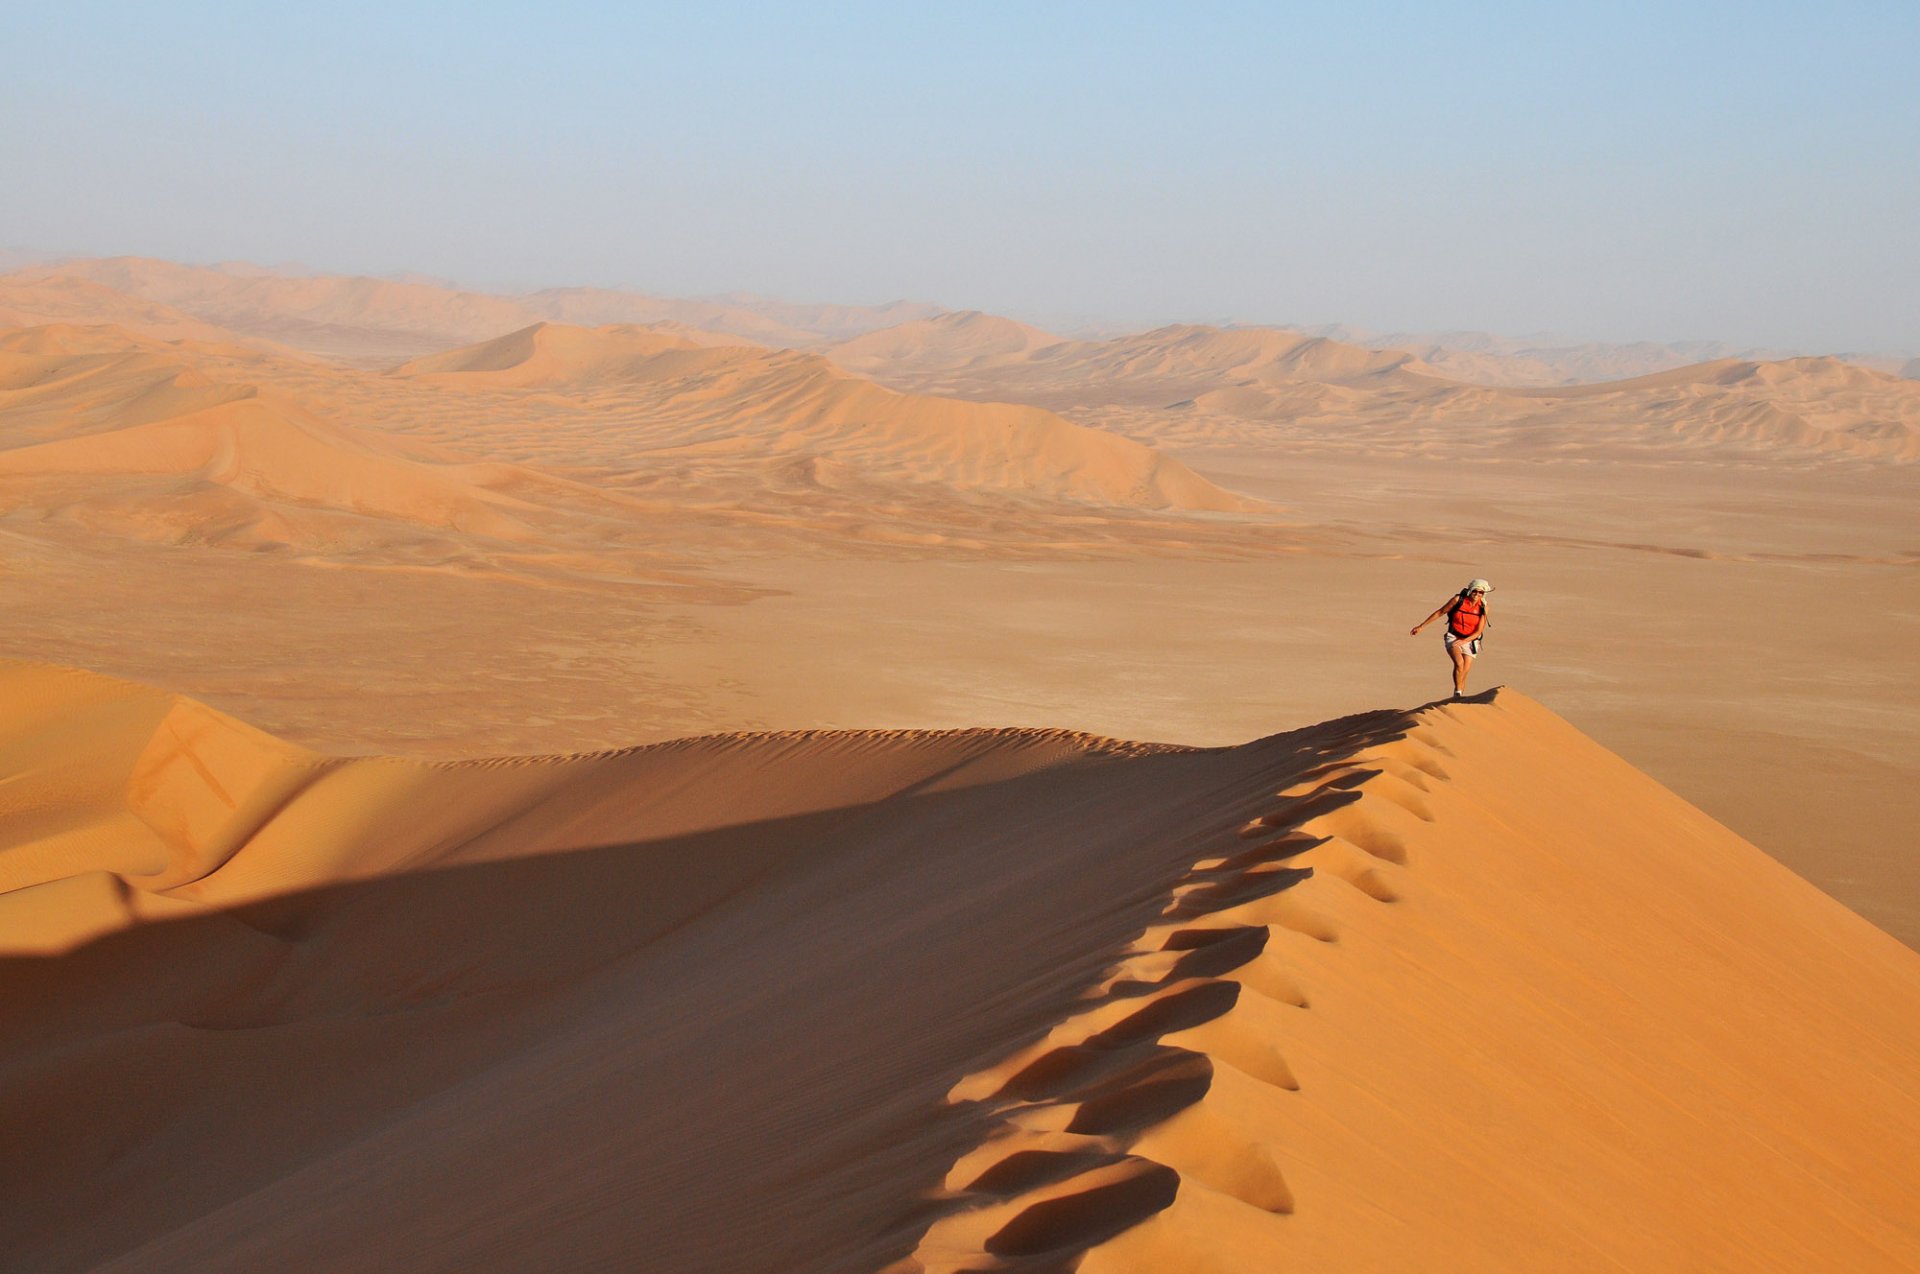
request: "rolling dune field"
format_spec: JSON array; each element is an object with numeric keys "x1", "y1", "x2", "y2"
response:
[{"x1": 1, "y1": 261, "x2": 1918, "y2": 1270}]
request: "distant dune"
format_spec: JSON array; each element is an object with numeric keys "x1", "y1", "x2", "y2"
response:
[
  {"x1": 523, "y1": 287, "x2": 941, "y2": 348},
  {"x1": 0, "y1": 276, "x2": 282, "y2": 351},
  {"x1": 2, "y1": 665, "x2": 1915, "y2": 1271},
  {"x1": 395, "y1": 321, "x2": 726, "y2": 385},
  {"x1": 828, "y1": 316, "x2": 1920, "y2": 463},
  {"x1": 828, "y1": 310, "x2": 1066, "y2": 375},
  {"x1": 398, "y1": 322, "x2": 1256, "y2": 511},
  {"x1": 0, "y1": 326, "x2": 654, "y2": 554},
  {"x1": 7, "y1": 258, "x2": 946, "y2": 361},
  {"x1": 7, "y1": 258, "x2": 540, "y2": 361}
]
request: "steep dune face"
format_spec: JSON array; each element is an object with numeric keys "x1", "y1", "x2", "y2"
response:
[
  {"x1": 397, "y1": 323, "x2": 1256, "y2": 512},
  {"x1": 394, "y1": 320, "x2": 717, "y2": 384},
  {"x1": 1, "y1": 665, "x2": 1916, "y2": 1272}
]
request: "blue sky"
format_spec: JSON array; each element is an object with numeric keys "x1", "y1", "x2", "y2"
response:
[{"x1": 3, "y1": 1, "x2": 1915, "y2": 348}]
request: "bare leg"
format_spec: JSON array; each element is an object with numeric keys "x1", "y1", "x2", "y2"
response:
[{"x1": 1448, "y1": 642, "x2": 1473, "y2": 696}]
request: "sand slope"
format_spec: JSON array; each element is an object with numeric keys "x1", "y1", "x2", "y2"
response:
[
  {"x1": 828, "y1": 311, "x2": 1066, "y2": 375},
  {"x1": 1, "y1": 664, "x2": 1916, "y2": 1272},
  {"x1": 396, "y1": 322, "x2": 1255, "y2": 511},
  {"x1": 0, "y1": 327, "x2": 644, "y2": 554},
  {"x1": 876, "y1": 323, "x2": 1435, "y2": 408},
  {"x1": 843, "y1": 319, "x2": 1920, "y2": 463},
  {"x1": 8, "y1": 258, "x2": 541, "y2": 361},
  {"x1": 10, "y1": 259, "x2": 943, "y2": 360},
  {"x1": 522, "y1": 287, "x2": 939, "y2": 348},
  {"x1": 0, "y1": 276, "x2": 281, "y2": 350}
]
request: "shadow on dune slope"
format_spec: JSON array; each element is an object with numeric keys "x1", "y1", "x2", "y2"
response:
[
  {"x1": 5, "y1": 674, "x2": 1920, "y2": 1273},
  {"x1": 0, "y1": 687, "x2": 1425, "y2": 1274}
]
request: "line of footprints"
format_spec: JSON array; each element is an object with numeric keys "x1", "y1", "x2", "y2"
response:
[{"x1": 900, "y1": 727, "x2": 1455, "y2": 1273}]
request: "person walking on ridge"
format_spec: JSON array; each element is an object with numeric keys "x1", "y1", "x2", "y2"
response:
[{"x1": 1411, "y1": 579, "x2": 1493, "y2": 699}]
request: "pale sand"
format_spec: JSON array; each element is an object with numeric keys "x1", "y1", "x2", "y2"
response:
[
  {"x1": 2, "y1": 258, "x2": 941, "y2": 361},
  {"x1": 1, "y1": 665, "x2": 1916, "y2": 1270}
]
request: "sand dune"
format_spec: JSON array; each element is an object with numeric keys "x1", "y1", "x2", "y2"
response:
[
  {"x1": 0, "y1": 396, "x2": 550, "y2": 547},
  {"x1": 1, "y1": 664, "x2": 1915, "y2": 1271},
  {"x1": 0, "y1": 327, "x2": 661, "y2": 556},
  {"x1": 10, "y1": 259, "x2": 945, "y2": 361},
  {"x1": 1, "y1": 259, "x2": 1915, "y2": 962},
  {"x1": 1301, "y1": 325, "x2": 1776, "y2": 386},
  {"x1": 10, "y1": 258, "x2": 546, "y2": 361},
  {"x1": 521, "y1": 287, "x2": 938, "y2": 347},
  {"x1": 395, "y1": 320, "x2": 722, "y2": 384},
  {"x1": 701, "y1": 290, "x2": 947, "y2": 343},
  {"x1": 828, "y1": 310, "x2": 1066, "y2": 375},
  {"x1": 1301, "y1": 326, "x2": 1920, "y2": 387},
  {"x1": 21, "y1": 260, "x2": 1913, "y2": 463},
  {"x1": 0, "y1": 276, "x2": 280, "y2": 350},
  {"x1": 396, "y1": 322, "x2": 1256, "y2": 511},
  {"x1": 832, "y1": 317, "x2": 1920, "y2": 463},
  {"x1": 942, "y1": 324, "x2": 1436, "y2": 407}
]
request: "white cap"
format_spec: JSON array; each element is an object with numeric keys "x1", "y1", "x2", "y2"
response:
[{"x1": 1466, "y1": 578, "x2": 1493, "y2": 594}]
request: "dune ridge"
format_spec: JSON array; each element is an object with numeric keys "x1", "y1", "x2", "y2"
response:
[
  {"x1": 396, "y1": 322, "x2": 1257, "y2": 512},
  {"x1": 0, "y1": 327, "x2": 664, "y2": 556},
  {"x1": 7, "y1": 258, "x2": 945, "y2": 360},
  {"x1": 828, "y1": 311, "x2": 1067, "y2": 376},
  {"x1": 14, "y1": 260, "x2": 1915, "y2": 463},
  {"x1": 837, "y1": 319, "x2": 1920, "y2": 462},
  {"x1": 521, "y1": 286, "x2": 941, "y2": 348},
  {"x1": 1, "y1": 662, "x2": 1916, "y2": 1271}
]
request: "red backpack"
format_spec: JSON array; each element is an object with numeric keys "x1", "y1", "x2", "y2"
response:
[{"x1": 1448, "y1": 593, "x2": 1485, "y2": 638}]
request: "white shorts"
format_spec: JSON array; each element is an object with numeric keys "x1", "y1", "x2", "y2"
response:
[{"x1": 1444, "y1": 632, "x2": 1482, "y2": 657}]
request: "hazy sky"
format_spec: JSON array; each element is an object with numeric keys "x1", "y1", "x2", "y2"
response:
[{"x1": 4, "y1": 1, "x2": 1915, "y2": 349}]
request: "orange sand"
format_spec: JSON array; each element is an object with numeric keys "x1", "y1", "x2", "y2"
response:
[{"x1": 1, "y1": 664, "x2": 1916, "y2": 1270}]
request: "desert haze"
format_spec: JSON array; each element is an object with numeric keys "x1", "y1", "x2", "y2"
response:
[{"x1": 2, "y1": 256, "x2": 1917, "y2": 1271}]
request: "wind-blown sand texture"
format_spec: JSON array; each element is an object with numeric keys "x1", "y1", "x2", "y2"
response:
[
  {"x1": 836, "y1": 322, "x2": 1920, "y2": 463},
  {"x1": 2, "y1": 663, "x2": 1917, "y2": 1272},
  {"x1": 1, "y1": 259, "x2": 1916, "y2": 953}
]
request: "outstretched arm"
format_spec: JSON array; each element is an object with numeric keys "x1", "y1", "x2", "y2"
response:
[{"x1": 1410, "y1": 599, "x2": 1453, "y2": 636}]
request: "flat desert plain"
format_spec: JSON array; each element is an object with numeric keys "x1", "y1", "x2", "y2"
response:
[{"x1": 2, "y1": 259, "x2": 1918, "y2": 1270}]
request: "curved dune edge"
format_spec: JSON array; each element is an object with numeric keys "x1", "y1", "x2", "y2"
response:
[
  {"x1": 2, "y1": 662, "x2": 1919, "y2": 1271},
  {"x1": 393, "y1": 322, "x2": 1261, "y2": 512}
]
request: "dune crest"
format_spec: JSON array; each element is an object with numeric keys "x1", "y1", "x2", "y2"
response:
[
  {"x1": 8, "y1": 257, "x2": 541, "y2": 361},
  {"x1": 396, "y1": 322, "x2": 1257, "y2": 511},
  {"x1": 833, "y1": 316, "x2": 1920, "y2": 462},
  {"x1": 1, "y1": 665, "x2": 1916, "y2": 1270},
  {"x1": 0, "y1": 327, "x2": 647, "y2": 554},
  {"x1": 9, "y1": 258, "x2": 947, "y2": 360},
  {"x1": 828, "y1": 310, "x2": 1067, "y2": 375}
]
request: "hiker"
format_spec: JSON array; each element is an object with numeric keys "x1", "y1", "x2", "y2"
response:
[{"x1": 1410, "y1": 579, "x2": 1493, "y2": 698}]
